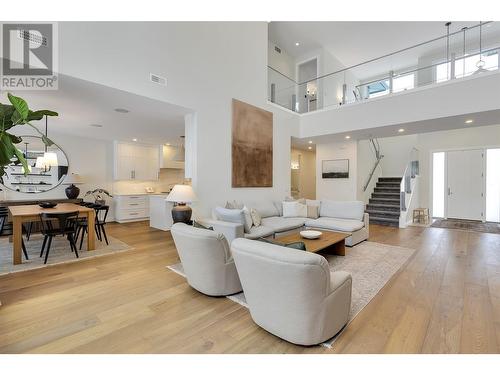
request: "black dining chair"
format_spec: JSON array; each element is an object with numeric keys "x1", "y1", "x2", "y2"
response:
[
  {"x1": 75, "y1": 204, "x2": 110, "y2": 249},
  {"x1": 39, "y1": 211, "x2": 80, "y2": 264},
  {"x1": 1, "y1": 206, "x2": 29, "y2": 260}
]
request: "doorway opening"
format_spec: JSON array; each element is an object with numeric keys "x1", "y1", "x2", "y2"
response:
[
  {"x1": 291, "y1": 139, "x2": 316, "y2": 200},
  {"x1": 297, "y1": 58, "x2": 318, "y2": 113}
]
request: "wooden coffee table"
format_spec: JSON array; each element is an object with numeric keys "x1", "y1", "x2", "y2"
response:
[{"x1": 274, "y1": 230, "x2": 350, "y2": 256}]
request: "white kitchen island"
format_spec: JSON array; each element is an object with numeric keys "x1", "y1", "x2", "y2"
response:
[{"x1": 149, "y1": 194, "x2": 174, "y2": 231}]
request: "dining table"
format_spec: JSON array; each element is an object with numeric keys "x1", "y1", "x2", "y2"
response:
[{"x1": 8, "y1": 203, "x2": 96, "y2": 265}]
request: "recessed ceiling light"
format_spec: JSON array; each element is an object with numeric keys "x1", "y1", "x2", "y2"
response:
[
  {"x1": 308, "y1": 140, "x2": 313, "y2": 144},
  {"x1": 295, "y1": 42, "x2": 300, "y2": 46},
  {"x1": 132, "y1": 138, "x2": 138, "y2": 142},
  {"x1": 465, "y1": 119, "x2": 474, "y2": 124},
  {"x1": 398, "y1": 128, "x2": 405, "y2": 133},
  {"x1": 114, "y1": 108, "x2": 130, "y2": 113},
  {"x1": 166, "y1": 143, "x2": 171, "y2": 146},
  {"x1": 308, "y1": 146, "x2": 312, "y2": 150},
  {"x1": 345, "y1": 135, "x2": 351, "y2": 139},
  {"x1": 90, "y1": 124, "x2": 103, "y2": 128}
]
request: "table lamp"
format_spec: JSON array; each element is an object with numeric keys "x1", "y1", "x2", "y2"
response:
[
  {"x1": 63, "y1": 173, "x2": 84, "y2": 199},
  {"x1": 166, "y1": 184, "x2": 197, "y2": 224}
]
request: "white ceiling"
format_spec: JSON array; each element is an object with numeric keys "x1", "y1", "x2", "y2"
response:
[
  {"x1": 269, "y1": 21, "x2": 500, "y2": 80},
  {"x1": 8, "y1": 74, "x2": 192, "y2": 146}
]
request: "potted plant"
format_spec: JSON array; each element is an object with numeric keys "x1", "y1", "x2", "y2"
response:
[
  {"x1": 84, "y1": 189, "x2": 113, "y2": 205},
  {"x1": 0, "y1": 93, "x2": 58, "y2": 181}
]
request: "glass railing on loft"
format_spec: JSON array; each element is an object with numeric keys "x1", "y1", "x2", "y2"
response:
[{"x1": 268, "y1": 21, "x2": 500, "y2": 114}]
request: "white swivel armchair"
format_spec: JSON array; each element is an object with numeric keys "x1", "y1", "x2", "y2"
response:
[
  {"x1": 231, "y1": 238, "x2": 352, "y2": 346},
  {"x1": 171, "y1": 223, "x2": 242, "y2": 296}
]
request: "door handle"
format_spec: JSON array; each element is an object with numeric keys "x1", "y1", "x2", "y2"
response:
[{"x1": 448, "y1": 187, "x2": 451, "y2": 195}]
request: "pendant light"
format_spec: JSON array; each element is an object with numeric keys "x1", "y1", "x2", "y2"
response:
[
  {"x1": 36, "y1": 115, "x2": 58, "y2": 170},
  {"x1": 172, "y1": 135, "x2": 185, "y2": 162},
  {"x1": 22, "y1": 142, "x2": 32, "y2": 173},
  {"x1": 474, "y1": 21, "x2": 488, "y2": 74}
]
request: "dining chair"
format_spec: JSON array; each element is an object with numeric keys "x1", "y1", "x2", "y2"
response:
[
  {"x1": 1, "y1": 206, "x2": 29, "y2": 260},
  {"x1": 75, "y1": 204, "x2": 110, "y2": 249},
  {"x1": 39, "y1": 211, "x2": 80, "y2": 264}
]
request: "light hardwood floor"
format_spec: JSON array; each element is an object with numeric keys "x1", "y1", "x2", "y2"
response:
[{"x1": 0, "y1": 222, "x2": 499, "y2": 353}]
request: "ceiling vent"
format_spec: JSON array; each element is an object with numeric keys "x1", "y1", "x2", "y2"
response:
[
  {"x1": 274, "y1": 46, "x2": 281, "y2": 54},
  {"x1": 150, "y1": 73, "x2": 167, "y2": 86},
  {"x1": 18, "y1": 29, "x2": 48, "y2": 47}
]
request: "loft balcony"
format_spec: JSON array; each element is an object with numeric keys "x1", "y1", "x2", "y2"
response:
[{"x1": 268, "y1": 22, "x2": 500, "y2": 116}]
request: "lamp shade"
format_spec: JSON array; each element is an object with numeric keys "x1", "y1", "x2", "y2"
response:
[
  {"x1": 63, "y1": 173, "x2": 84, "y2": 185},
  {"x1": 35, "y1": 156, "x2": 47, "y2": 169},
  {"x1": 166, "y1": 184, "x2": 196, "y2": 203},
  {"x1": 43, "y1": 152, "x2": 58, "y2": 167}
]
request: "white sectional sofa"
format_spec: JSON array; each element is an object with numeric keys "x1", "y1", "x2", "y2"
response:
[{"x1": 202, "y1": 200, "x2": 369, "y2": 247}]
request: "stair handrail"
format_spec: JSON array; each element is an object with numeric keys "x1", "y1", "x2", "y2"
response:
[
  {"x1": 363, "y1": 138, "x2": 384, "y2": 192},
  {"x1": 400, "y1": 147, "x2": 420, "y2": 211}
]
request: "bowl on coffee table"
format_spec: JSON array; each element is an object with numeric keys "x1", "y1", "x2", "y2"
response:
[{"x1": 299, "y1": 230, "x2": 322, "y2": 240}]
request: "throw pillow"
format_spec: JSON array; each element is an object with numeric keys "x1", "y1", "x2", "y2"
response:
[
  {"x1": 258, "y1": 237, "x2": 306, "y2": 251},
  {"x1": 225, "y1": 200, "x2": 243, "y2": 209},
  {"x1": 214, "y1": 207, "x2": 246, "y2": 226},
  {"x1": 242, "y1": 206, "x2": 253, "y2": 233},
  {"x1": 307, "y1": 205, "x2": 320, "y2": 219},
  {"x1": 192, "y1": 221, "x2": 214, "y2": 231},
  {"x1": 282, "y1": 201, "x2": 307, "y2": 218},
  {"x1": 250, "y1": 208, "x2": 262, "y2": 227}
]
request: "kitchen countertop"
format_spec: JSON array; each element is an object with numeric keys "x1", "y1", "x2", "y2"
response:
[{"x1": 112, "y1": 192, "x2": 170, "y2": 196}]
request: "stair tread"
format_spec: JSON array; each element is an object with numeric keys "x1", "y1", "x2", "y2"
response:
[
  {"x1": 369, "y1": 216, "x2": 400, "y2": 223},
  {"x1": 365, "y1": 209, "x2": 401, "y2": 215},
  {"x1": 366, "y1": 203, "x2": 400, "y2": 209}
]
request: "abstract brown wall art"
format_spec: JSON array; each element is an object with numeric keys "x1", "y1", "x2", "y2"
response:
[{"x1": 232, "y1": 99, "x2": 273, "y2": 187}]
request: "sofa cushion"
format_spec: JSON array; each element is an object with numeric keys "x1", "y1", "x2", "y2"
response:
[
  {"x1": 305, "y1": 217, "x2": 364, "y2": 233},
  {"x1": 250, "y1": 208, "x2": 262, "y2": 227},
  {"x1": 214, "y1": 207, "x2": 246, "y2": 226},
  {"x1": 242, "y1": 206, "x2": 253, "y2": 233},
  {"x1": 319, "y1": 200, "x2": 365, "y2": 221},
  {"x1": 260, "y1": 216, "x2": 306, "y2": 232},
  {"x1": 282, "y1": 201, "x2": 307, "y2": 218},
  {"x1": 307, "y1": 205, "x2": 320, "y2": 219},
  {"x1": 244, "y1": 225, "x2": 275, "y2": 239},
  {"x1": 245, "y1": 201, "x2": 279, "y2": 218}
]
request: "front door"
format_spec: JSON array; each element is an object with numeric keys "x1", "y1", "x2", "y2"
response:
[{"x1": 447, "y1": 149, "x2": 484, "y2": 220}]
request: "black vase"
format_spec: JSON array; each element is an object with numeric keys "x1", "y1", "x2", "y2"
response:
[
  {"x1": 172, "y1": 203, "x2": 192, "y2": 224},
  {"x1": 65, "y1": 184, "x2": 80, "y2": 199}
]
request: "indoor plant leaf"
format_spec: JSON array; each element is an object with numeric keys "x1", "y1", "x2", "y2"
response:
[
  {"x1": 7, "y1": 93, "x2": 29, "y2": 121},
  {"x1": 28, "y1": 109, "x2": 59, "y2": 121}
]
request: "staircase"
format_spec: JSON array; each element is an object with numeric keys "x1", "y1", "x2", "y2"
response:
[{"x1": 366, "y1": 177, "x2": 402, "y2": 227}]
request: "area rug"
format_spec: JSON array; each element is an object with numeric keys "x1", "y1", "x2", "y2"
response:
[
  {"x1": 0, "y1": 234, "x2": 133, "y2": 276},
  {"x1": 167, "y1": 241, "x2": 415, "y2": 348},
  {"x1": 431, "y1": 218, "x2": 500, "y2": 234}
]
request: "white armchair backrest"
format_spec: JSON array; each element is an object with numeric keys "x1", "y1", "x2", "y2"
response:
[{"x1": 231, "y1": 238, "x2": 331, "y2": 323}]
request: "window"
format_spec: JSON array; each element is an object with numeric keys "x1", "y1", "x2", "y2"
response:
[
  {"x1": 367, "y1": 80, "x2": 389, "y2": 98},
  {"x1": 436, "y1": 51, "x2": 499, "y2": 82},
  {"x1": 393, "y1": 73, "x2": 414, "y2": 93},
  {"x1": 432, "y1": 152, "x2": 445, "y2": 218}
]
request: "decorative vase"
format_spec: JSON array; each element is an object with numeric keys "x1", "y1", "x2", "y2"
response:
[
  {"x1": 171, "y1": 203, "x2": 192, "y2": 224},
  {"x1": 65, "y1": 184, "x2": 80, "y2": 199}
]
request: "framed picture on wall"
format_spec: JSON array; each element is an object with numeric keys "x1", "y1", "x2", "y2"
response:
[{"x1": 322, "y1": 159, "x2": 349, "y2": 179}]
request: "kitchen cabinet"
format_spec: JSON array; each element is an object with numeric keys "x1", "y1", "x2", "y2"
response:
[
  {"x1": 114, "y1": 141, "x2": 160, "y2": 180},
  {"x1": 114, "y1": 194, "x2": 150, "y2": 223},
  {"x1": 160, "y1": 145, "x2": 185, "y2": 169}
]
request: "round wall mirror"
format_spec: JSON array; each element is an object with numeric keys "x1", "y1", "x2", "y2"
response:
[{"x1": 0, "y1": 136, "x2": 69, "y2": 194}]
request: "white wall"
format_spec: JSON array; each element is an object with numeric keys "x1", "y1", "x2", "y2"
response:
[
  {"x1": 268, "y1": 41, "x2": 296, "y2": 80},
  {"x1": 55, "y1": 22, "x2": 300, "y2": 217},
  {"x1": 316, "y1": 140, "x2": 357, "y2": 201}
]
